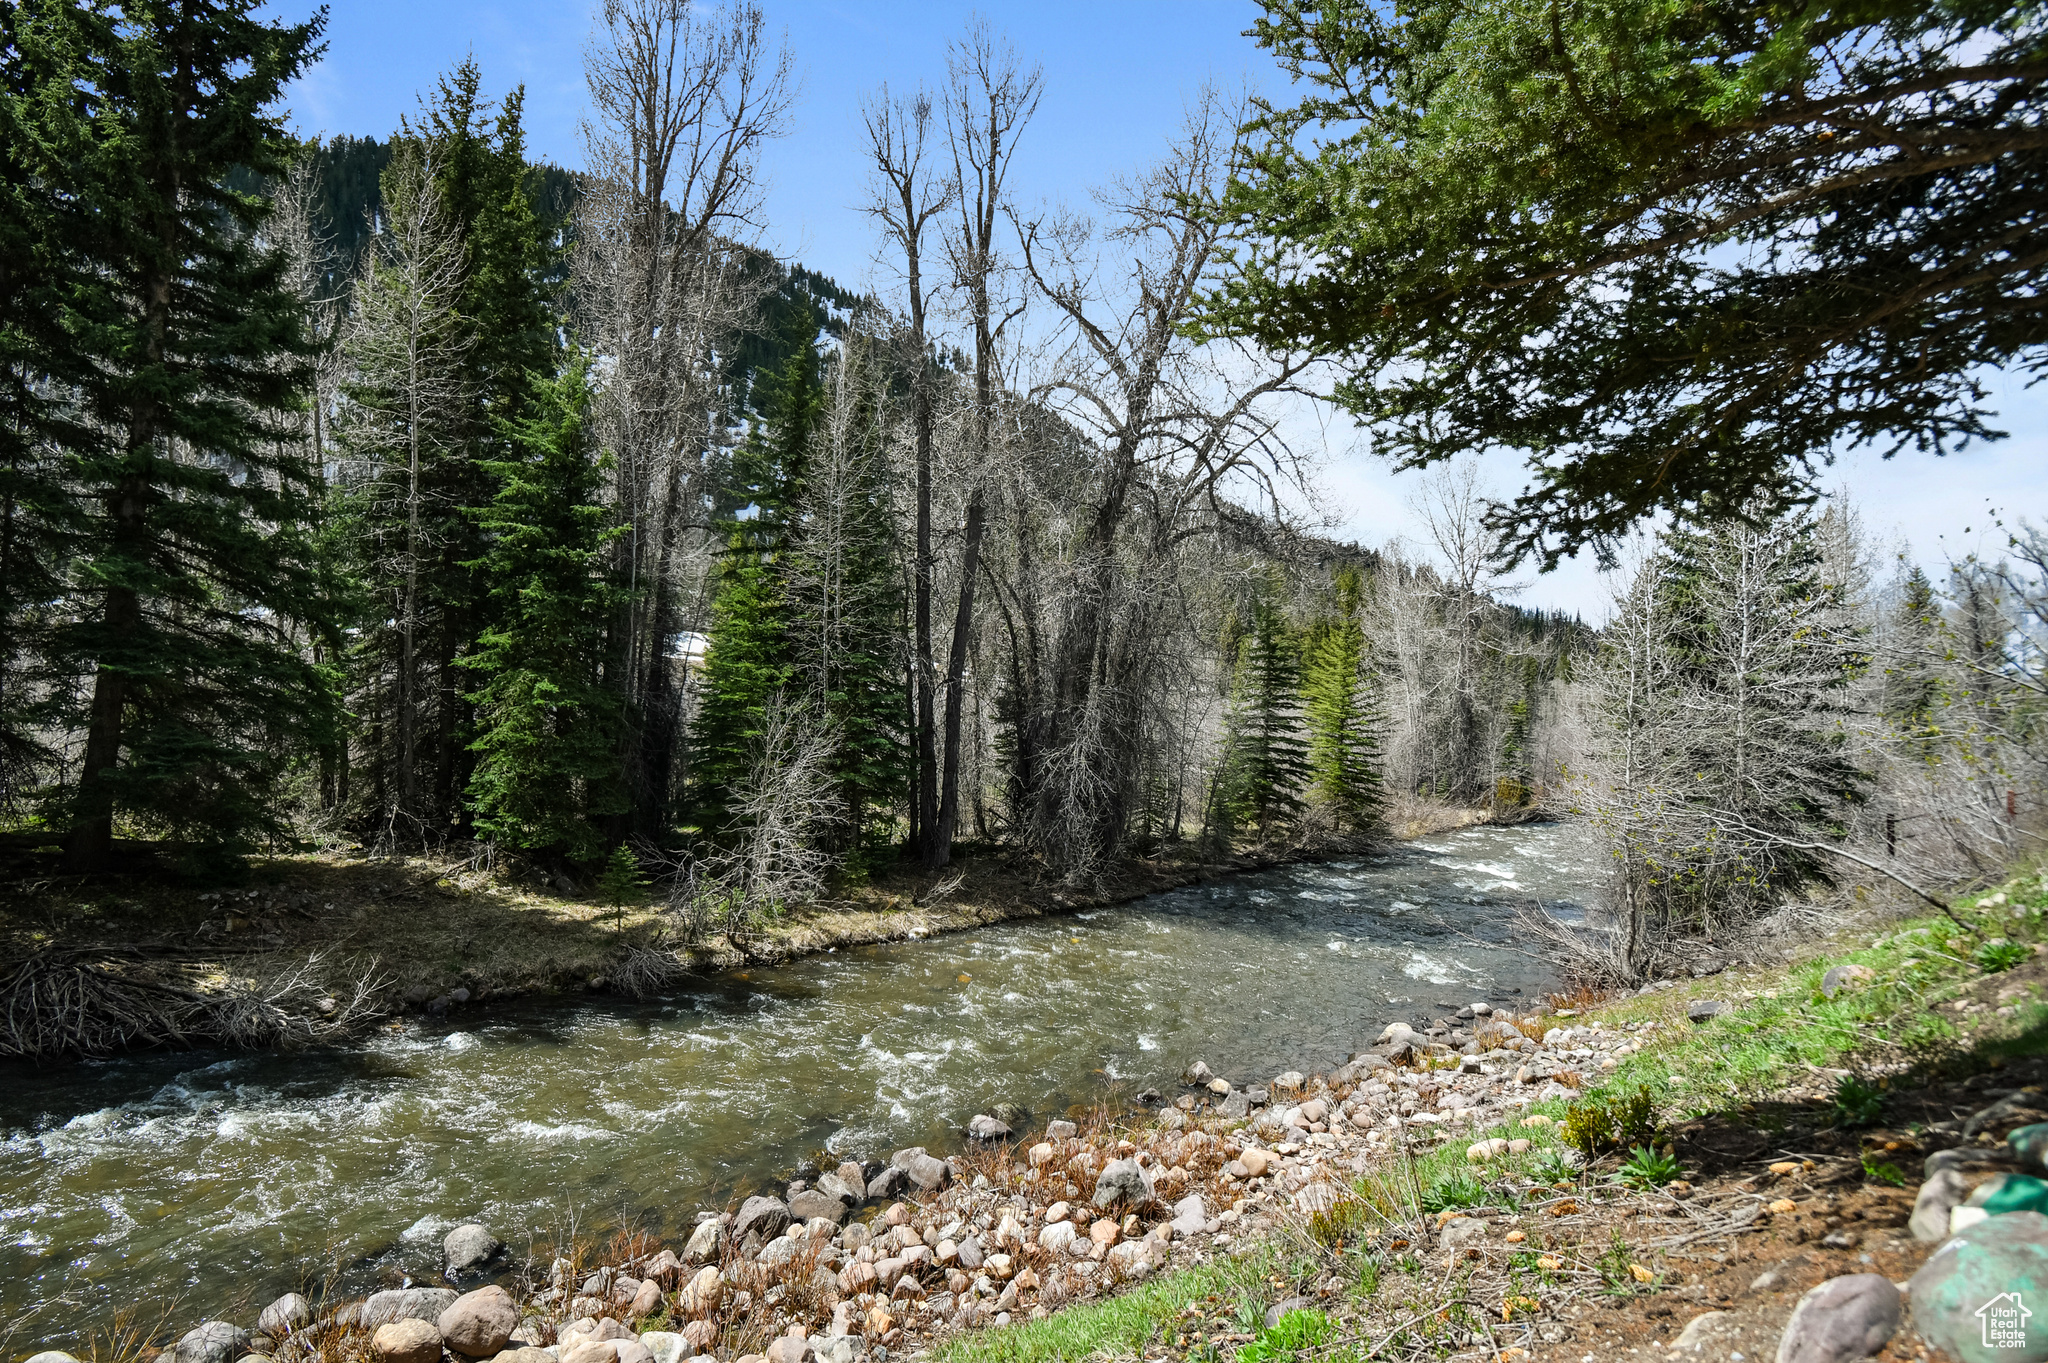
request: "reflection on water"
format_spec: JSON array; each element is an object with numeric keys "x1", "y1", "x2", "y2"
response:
[{"x1": 1, "y1": 821, "x2": 1599, "y2": 1342}]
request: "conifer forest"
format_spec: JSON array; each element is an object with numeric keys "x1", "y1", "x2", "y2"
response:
[{"x1": 3, "y1": 0, "x2": 2045, "y2": 980}]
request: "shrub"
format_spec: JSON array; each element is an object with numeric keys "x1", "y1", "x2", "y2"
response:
[
  {"x1": 1561, "y1": 1086, "x2": 1659, "y2": 1157},
  {"x1": 1613, "y1": 1145, "x2": 1683, "y2": 1188},
  {"x1": 1831, "y1": 1075, "x2": 1886, "y2": 1128},
  {"x1": 1238, "y1": 1310, "x2": 1338, "y2": 1363},
  {"x1": 1976, "y1": 939, "x2": 2030, "y2": 973}
]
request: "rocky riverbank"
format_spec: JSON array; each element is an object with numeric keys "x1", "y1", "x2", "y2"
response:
[
  {"x1": 0, "y1": 805, "x2": 1508, "y2": 1061},
  {"x1": 27, "y1": 870, "x2": 2048, "y2": 1363}
]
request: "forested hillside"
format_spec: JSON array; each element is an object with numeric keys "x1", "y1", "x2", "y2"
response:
[
  {"x1": 0, "y1": 3, "x2": 1582, "y2": 923},
  {"x1": 4, "y1": 0, "x2": 2041, "y2": 982}
]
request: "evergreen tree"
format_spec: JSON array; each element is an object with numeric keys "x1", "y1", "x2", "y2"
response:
[
  {"x1": 460, "y1": 362, "x2": 627, "y2": 862},
  {"x1": 788, "y1": 339, "x2": 908, "y2": 861},
  {"x1": 53, "y1": 0, "x2": 338, "y2": 871},
  {"x1": 1301, "y1": 566, "x2": 1382, "y2": 831},
  {"x1": 1881, "y1": 564, "x2": 1945, "y2": 741},
  {"x1": 1223, "y1": 597, "x2": 1310, "y2": 839},
  {"x1": 688, "y1": 308, "x2": 825, "y2": 826},
  {"x1": 0, "y1": 0, "x2": 103, "y2": 810}
]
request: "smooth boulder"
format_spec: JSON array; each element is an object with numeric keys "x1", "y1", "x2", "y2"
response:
[
  {"x1": 372, "y1": 1320, "x2": 444, "y2": 1363},
  {"x1": 1773, "y1": 1274, "x2": 1900, "y2": 1363},
  {"x1": 438, "y1": 1284, "x2": 519, "y2": 1358},
  {"x1": 967, "y1": 1114, "x2": 1013, "y2": 1141},
  {"x1": 445, "y1": 1222, "x2": 503, "y2": 1273},
  {"x1": 1908, "y1": 1209, "x2": 2048, "y2": 1361},
  {"x1": 1912, "y1": 1168, "x2": 1972, "y2": 1242},
  {"x1": 639, "y1": 1334, "x2": 695, "y2": 1363},
  {"x1": 176, "y1": 1323, "x2": 251, "y2": 1363},
  {"x1": 362, "y1": 1287, "x2": 460, "y2": 1326},
  {"x1": 257, "y1": 1294, "x2": 312, "y2": 1337},
  {"x1": 815, "y1": 1172, "x2": 863, "y2": 1207}
]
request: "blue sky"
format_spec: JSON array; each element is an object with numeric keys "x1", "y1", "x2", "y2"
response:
[{"x1": 279, "y1": 0, "x2": 2043, "y2": 618}]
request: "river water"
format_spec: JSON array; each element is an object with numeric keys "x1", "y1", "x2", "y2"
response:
[{"x1": 1, "y1": 821, "x2": 1602, "y2": 1344}]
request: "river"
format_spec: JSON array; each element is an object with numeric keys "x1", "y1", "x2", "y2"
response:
[{"x1": 1, "y1": 820, "x2": 1602, "y2": 1345}]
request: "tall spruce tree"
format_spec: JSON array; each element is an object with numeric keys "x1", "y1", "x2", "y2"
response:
[
  {"x1": 687, "y1": 307, "x2": 825, "y2": 828},
  {"x1": 1223, "y1": 597, "x2": 1310, "y2": 839},
  {"x1": 0, "y1": 0, "x2": 103, "y2": 810},
  {"x1": 54, "y1": 0, "x2": 338, "y2": 872},
  {"x1": 460, "y1": 361, "x2": 626, "y2": 861},
  {"x1": 1301, "y1": 567, "x2": 1382, "y2": 832}
]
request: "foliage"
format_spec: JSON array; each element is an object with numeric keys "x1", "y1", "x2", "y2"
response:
[
  {"x1": 1221, "y1": 597, "x2": 1311, "y2": 839},
  {"x1": 1210, "y1": 0, "x2": 2048, "y2": 567},
  {"x1": 1613, "y1": 1145, "x2": 1683, "y2": 1189},
  {"x1": 1237, "y1": 1310, "x2": 1337, "y2": 1363},
  {"x1": 460, "y1": 362, "x2": 628, "y2": 860},
  {"x1": 1976, "y1": 940, "x2": 2031, "y2": 973},
  {"x1": 1301, "y1": 566, "x2": 1383, "y2": 832},
  {"x1": 597, "y1": 843, "x2": 648, "y2": 926},
  {"x1": 1418, "y1": 1169, "x2": 1491, "y2": 1213},
  {"x1": 37, "y1": 0, "x2": 340, "y2": 871},
  {"x1": 1831, "y1": 1075, "x2": 1887, "y2": 1129},
  {"x1": 1862, "y1": 1156, "x2": 1908, "y2": 1188},
  {"x1": 1561, "y1": 1087, "x2": 1659, "y2": 1158}
]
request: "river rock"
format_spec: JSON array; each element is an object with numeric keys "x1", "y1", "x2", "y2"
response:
[
  {"x1": 810, "y1": 1337, "x2": 860, "y2": 1363},
  {"x1": 1440, "y1": 1218, "x2": 1487, "y2": 1252},
  {"x1": 439, "y1": 1285, "x2": 519, "y2": 1358},
  {"x1": 1037, "y1": 1221, "x2": 1079, "y2": 1254},
  {"x1": 638, "y1": 1333, "x2": 693, "y2": 1363},
  {"x1": 760, "y1": 1233, "x2": 806, "y2": 1268},
  {"x1": 1998, "y1": 1122, "x2": 2048, "y2": 1177},
  {"x1": 684, "y1": 1218, "x2": 722, "y2": 1262},
  {"x1": 789, "y1": 1189, "x2": 848, "y2": 1225},
  {"x1": 1044, "y1": 1118, "x2": 1078, "y2": 1140},
  {"x1": 176, "y1": 1324, "x2": 251, "y2": 1363},
  {"x1": 1687, "y1": 1000, "x2": 1730, "y2": 1024},
  {"x1": 1171, "y1": 1193, "x2": 1208, "y2": 1236},
  {"x1": 967, "y1": 1114, "x2": 1013, "y2": 1141},
  {"x1": 814, "y1": 1172, "x2": 862, "y2": 1208},
  {"x1": 560, "y1": 1343, "x2": 618, "y2": 1363},
  {"x1": 897, "y1": 1149, "x2": 950, "y2": 1191},
  {"x1": 372, "y1": 1321, "x2": 443, "y2": 1363},
  {"x1": 362, "y1": 1288, "x2": 460, "y2": 1327},
  {"x1": 1185, "y1": 1061, "x2": 1214, "y2": 1085},
  {"x1": 1908, "y1": 1208, "x2": 2048, "y2": 1360},
  {"x1": 866, "y1": 1165, "x2": 910, "y2": 1200},
  {"x1": 678, "y1": 1264, "x2": 724, "y2": 1315},
  {"x1": 1968, "y1": 1173, "x2": 2048, "y2": 1216},
  {"x1": 1272, "y1": 1071, "x2": 1306, "y2": 1093},
  {"x1": 615, "y1": 1341, "x2": 654, "y2": 1363},
  {"x1": 1820, "y1": 964, "x2": 1876, "y2": 999},
  {"x1": 957, "y1": 1235, "x2": 983, "y2": 1270},
  {"x1": 490, "y1": 1351, "x2": 552, "y2": 1363},
  {"x1": 1772, "y1": 1274, "x2": 1899, "y2": 1363},
  {"x1": 257, "y1": 1294, "x2": 312, "y2": 1336},
  {"x1": 1913, "y1": 1168, "x2": 1972, "y2": 1242},
  {"x1": 766, "y1": 1328, "x2": 812, "y2": 1363},
  {"x1": 735, "y1": 1194, "x2": 793, "y2": 1246},
  {"x1": 1218, "y1": 1091, "x2": 1251, "y2": 1119},
  {"x1": 1673, "y1": 1312, "x2": 1739, "y2": 1353},
  {"x1": 1094, "y1": 1157, "x2": 1155, "y2": 1209},
  {"x1": 25, "y1": 1353, "x2": 81, "y2": 1363},
  {"x1": 444, "y1": 1222, "x2": 503, "y2": 1273}
]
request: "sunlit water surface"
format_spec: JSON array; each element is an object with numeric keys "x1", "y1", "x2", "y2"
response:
[{"x1": 2, "y1": 821, "x2": 1601, "y2": 1343}]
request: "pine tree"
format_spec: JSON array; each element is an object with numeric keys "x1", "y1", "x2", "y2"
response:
[
  {"x1": 53, "y1": 0, "x2": 338, "y2": 872},
  {"x1": 1301, "y1": 567, "x2": 1383, "y2": 832},
  {"x1": 788, "y1": 338, "x2": 908, "y2": 862},
  {"x1": 597, "y1": 842, "x2": 648, "y2": 929},
  {"x1": 687, "y1": 308, "x2": 824, "y2": 828},
  {"x1": 1223, "y1": 598, "x2": 1311, "y2": 839},
  {"x1": 460, "y1": 362, "x2": 627, "y2": 862},
  {"x1": 0, "y1": 1, "x2": 102, "y2": 809}
]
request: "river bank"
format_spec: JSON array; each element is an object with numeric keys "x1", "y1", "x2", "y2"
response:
[
  {"x1": 0, "y1": 802, "x2": 1506, "y2": 1062},
  {"x1": 24, "y1": 865, "x2": 2046, "y2": 1363}
]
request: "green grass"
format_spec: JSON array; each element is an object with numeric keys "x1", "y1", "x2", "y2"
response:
[
  {"x1": 1522, "y1": 870, "x2": 2048, "y2": 1122},
  {"x1": 934, "y1": 1255, "x2": 1274, "y2": 1363}
]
